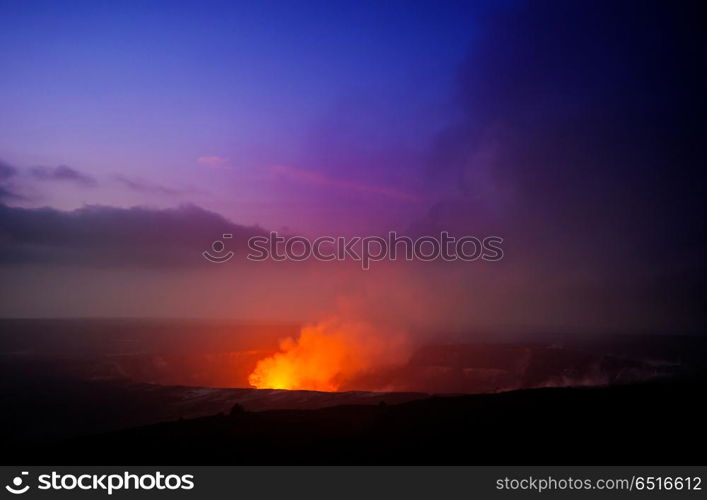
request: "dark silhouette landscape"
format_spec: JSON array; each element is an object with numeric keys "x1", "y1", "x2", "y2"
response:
[{"x1": 2, "y1": 319, "x2": 704, "y2": 465}]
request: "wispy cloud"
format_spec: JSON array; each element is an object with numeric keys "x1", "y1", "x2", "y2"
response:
[
  {"x1": 0, "y1": 161, "x2": 17, "y2": 181},
  {"x1": 29, "y1": 165, "x2": 97, "y2": 187},
  {"x1": 269, "y1": 165, "x2": 422, "y2": 202},
  {"x1": 0, "y1": 203, "x2": 262, "y2": 267},
  {"x1": 0, "y1": 160, "x2": 25, "y2": 202},
  {"x1": 115, "y1": 175, "x2": 202, "y2": 197},
  {"x1": 197, "y1": 156, "x2": 232, "y2": 169}
]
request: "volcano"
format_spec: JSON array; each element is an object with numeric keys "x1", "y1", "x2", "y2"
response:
[{"x1": 1, "y1": 319, "x2": 704, "y2": 465}]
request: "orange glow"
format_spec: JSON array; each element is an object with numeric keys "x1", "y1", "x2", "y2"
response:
[{"x1": 248, "y1": 318, "x2": 408, "y2": 391}]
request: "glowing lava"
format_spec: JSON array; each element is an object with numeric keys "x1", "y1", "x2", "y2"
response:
[{"x1": 248, "y1": 318, "x2": 407, "y2": 391}]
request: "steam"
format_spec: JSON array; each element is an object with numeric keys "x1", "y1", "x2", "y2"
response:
[{"x1": 248, "y1": 316, "x2": 410, "y2": 392}]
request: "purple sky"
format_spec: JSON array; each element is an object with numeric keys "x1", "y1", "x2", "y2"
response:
[
  {"x1": 0, "y1": 0, "x2": 490, "y2": 234},
  {"x1": 0, "y1": 0, "x2": 704, "y2": 330}
]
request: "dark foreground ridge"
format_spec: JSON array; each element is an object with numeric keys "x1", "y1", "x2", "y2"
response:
[{"x1": 19, "y1": 376, "x2": 706, "y2": 465}]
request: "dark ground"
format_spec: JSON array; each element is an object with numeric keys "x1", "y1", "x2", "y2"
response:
[
  {"x1": 1, "y1": 320, "x2": 705, "y2": 465},
  {"x1": 5, "y1": 375, "x2": 704, "y2": 465}
]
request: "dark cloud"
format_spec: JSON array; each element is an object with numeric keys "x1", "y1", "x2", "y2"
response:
[
  {"x1": 0, "y1": 161, "x2": 17, "y2": 181},
  {"x1": 419, "y1": 0, "x2": 706, "y2": 329},
  {"x1": 429, "y1": 0, "x2": 705, "y2": 212},
  {"x1": 114, "y1": 175, "x2": 201, "y2": 197},
  {"x1": 29, "y1": 165, "x2": 97, "y2": 187},
  {"x1": 0, "y1": 203, "x2": 264, "y2": 267},
  {"x1": 0, "y1": 186, "x2": 23, "y2": 203},
  {"x1": 0, "y1": 160, "x2": 24, "y2": 202}
]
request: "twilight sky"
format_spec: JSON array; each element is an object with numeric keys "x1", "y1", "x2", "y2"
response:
[
  {"x1": 0, "y1": 0, "x2": 704, "y2": 331},
  {"x1": 0, "y1": 0, "x2": 493, "y2": 233}
]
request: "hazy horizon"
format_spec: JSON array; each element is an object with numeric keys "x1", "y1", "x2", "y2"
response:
[{"x1": 1, "y1": 0, "x2": 705, "y2": 334}]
